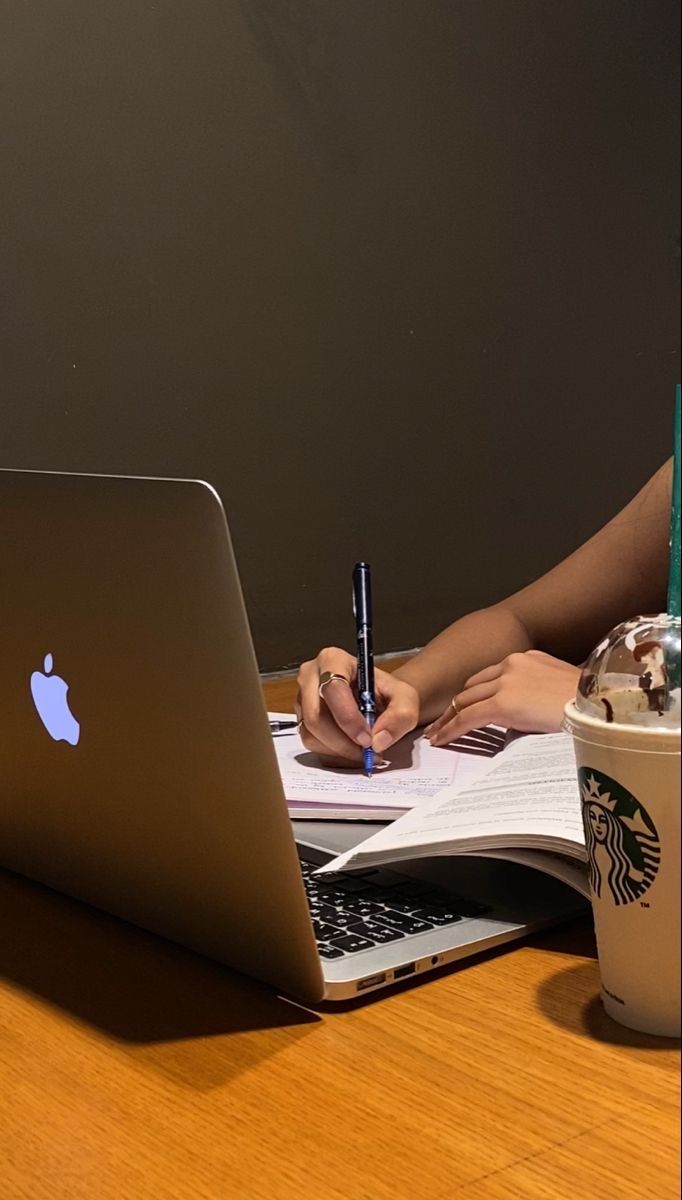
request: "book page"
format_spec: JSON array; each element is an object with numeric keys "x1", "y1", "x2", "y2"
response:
[
  {"x1": 270, "y1": 714, "x2": 504, "y2": 809},
  {"x1": 321, "y1": 733, "x2": 584, "y2": 870}
]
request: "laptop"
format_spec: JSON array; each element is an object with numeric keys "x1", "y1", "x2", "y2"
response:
[{"x1": 0, "y1": 469, "x2": 586, "y2": 1003}]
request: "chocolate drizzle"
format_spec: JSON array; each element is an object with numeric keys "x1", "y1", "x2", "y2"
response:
[{"x1": 633, "y1": 640, "x2": 667, "y2": 715}]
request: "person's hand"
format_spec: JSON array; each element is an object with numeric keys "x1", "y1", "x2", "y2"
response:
[
  {"x1": 296, "y1": 647, "x2": 420, "y2": 765},
  {"x1": 424, "y1": 650, "x2": 580, "y2": 745}
]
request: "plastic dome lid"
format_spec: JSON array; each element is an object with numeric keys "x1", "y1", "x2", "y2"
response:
[{"x1": 575, "y1": 614, "x2": 681, "y2": 728}]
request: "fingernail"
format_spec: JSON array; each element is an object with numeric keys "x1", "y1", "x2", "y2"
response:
[
  {"x1": 356, "y1": 730, "x2": 372, "y2": 748},
  {"x1": 372, "y1": 730, "x2": 392, "y2": 754}
]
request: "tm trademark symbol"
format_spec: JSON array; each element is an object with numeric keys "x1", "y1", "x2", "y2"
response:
[{"x1": 640, "y1": 901, "x2": 650, "y2": 908}]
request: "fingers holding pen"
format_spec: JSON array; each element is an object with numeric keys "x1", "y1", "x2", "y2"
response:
[
  {"x1": 370, "y1": 670, "x2": 420, "y2": 755},
  {"x1": 296, "y1": 650, "x2": 368, "y2": 763},
  {"x1": 295, "y1": 653, "x2": 421, "y2": 764},
  {"x1": 294, "y1": 708, "x2": 363, "y2": 766}
]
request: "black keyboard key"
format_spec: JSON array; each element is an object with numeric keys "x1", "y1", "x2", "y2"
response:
[
  {"x1": 362, "y1": 870, "x2": 405, "y2": 888},
  {"x1": 311, "y1": 887, "x2": 348, "y2": 904},
  {"x1": 318, "y1": 944, "x2": 344, "y2": 959},
  {"x1": 334, "y1": 878, "x2": 371, "y2": 894},
  {"x1": 368, "y1": 890, "x2": 408, "y2": 907},
  {"x1": 376, "y1": 912, "x2": 434, "y2": 934},
  {"x1": 341, "y1": 899, "x2": 385, "y2": 917},
  {"x1": 318, "y1": 907, "x2": 358, "y2": 928},
  {"x1": 310, "y1": 870, "x2": 375, "y2": 887},
  {"x1": 385, "y1": 880, "x2": 432, "y2": 899},
  {"x1": 411, "y1": 906, "x2": 463, "y2": 925},
  {"x1": 377, "y1": 898, "x2": 422, "y2": 914},
  {"x1": 313, "y1": 921, "x2": 343, "y2": 941},
  {"x1": 349, "y1": 921, "x2": 404, "y2": 944},
  {"x1": 329, "y1": 933, "x2": 376, "y2": 953}
]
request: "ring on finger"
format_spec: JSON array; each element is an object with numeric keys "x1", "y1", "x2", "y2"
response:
[
  {"x1": 450, "y1": 696, "x2": 461, "y2": 717},
  {"x1": 318, "y1": 670, "x2": 351, "y2": 698}
]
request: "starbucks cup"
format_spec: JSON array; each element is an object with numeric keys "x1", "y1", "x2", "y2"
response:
[{"x1": 563, "y1": 615, "x2": 681, "y2": 1038}]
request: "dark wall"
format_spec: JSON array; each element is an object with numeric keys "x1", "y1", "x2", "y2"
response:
[{"x1": 2, "y1": 1, "x2": 679, "y2": 669}]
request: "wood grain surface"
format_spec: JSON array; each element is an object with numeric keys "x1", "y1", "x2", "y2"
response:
[{"x1": 0, "y1": 669, "x2": 678, "y2": 1200}]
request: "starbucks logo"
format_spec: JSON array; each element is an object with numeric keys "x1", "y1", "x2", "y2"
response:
[{"x1": 579, "y1": 768, "x2": 661, "y2": 906}]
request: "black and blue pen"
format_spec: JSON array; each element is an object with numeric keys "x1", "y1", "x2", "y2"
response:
[
  {"x1": 352, "y1": 561, "x2": 376, "y2": 776},
  {"x1": 268, "y1": 720, "x2": 299, "y2": 733}
]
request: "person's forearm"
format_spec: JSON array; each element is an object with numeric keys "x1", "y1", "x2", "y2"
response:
[
  {"x1": 393, "y1": 604, "x2": 534, "y2": 724},
  {"x1": 396, "y1": 461, "x2": 673, "y2": 725}
]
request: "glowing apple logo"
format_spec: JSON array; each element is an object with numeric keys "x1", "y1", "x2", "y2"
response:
[{"x1": 30, "y1": 653, "x2": 81, "y2": 746}]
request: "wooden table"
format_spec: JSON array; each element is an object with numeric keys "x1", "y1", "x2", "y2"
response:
[{"x1": 1, "y1": 672, "x2": 678, "y2": 1200}]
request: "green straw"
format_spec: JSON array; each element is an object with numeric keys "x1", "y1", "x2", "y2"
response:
[
  {"x1": 668, "y1": 384, "x2": 681, "y2": 618},
  {"x1": 664, "y1": 385, "x2": 681, "y2": 703}
]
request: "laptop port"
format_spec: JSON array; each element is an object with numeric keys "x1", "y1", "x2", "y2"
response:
[
  {"x1": 393, "y1": 962, "x2": 416, "y2": 980},
  {"x1": 357, "y1": 972, "x2": 387, "y2": 992}
]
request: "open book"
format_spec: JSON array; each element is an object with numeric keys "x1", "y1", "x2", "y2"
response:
[
  {"x1": 271, "y1": 713, "x2": 508, "y2": 819},
  {"x1": 314, "y1": 732, "x2": 590, "y2": 898}
]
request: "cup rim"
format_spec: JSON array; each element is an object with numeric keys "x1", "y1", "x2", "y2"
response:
[{"x1": 563, "y1": 699, "x2": 680, "y2": 751}]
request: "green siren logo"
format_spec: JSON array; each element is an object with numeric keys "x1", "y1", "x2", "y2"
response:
[{"x1": 579, "y1": 767, "x2": 661, "y2": 906}]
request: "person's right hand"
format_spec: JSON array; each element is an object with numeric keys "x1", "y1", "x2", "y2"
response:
[{"x1": 295, "y1": 647, "x2": 420, "y2": 765}]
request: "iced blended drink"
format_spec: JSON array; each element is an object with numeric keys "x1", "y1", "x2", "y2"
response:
[{"x1": 564, "y1": 615, "x2": 681, "y2": 1037}]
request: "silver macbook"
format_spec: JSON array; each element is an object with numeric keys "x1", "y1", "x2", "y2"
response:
[{"x1": 0, "y1": 469, "x2": 586, "y2": 1003}]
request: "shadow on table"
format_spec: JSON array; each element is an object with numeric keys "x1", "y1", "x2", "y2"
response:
[
  {"x1": 0, "y1": 867, "x2": 318, "y2": 1086},
  {"x1": 537, "y1": 959, "x2": 680, "y2": 1050},
  {"x1": 527, "y1": 915, "x2": 598, "y2": 959}
]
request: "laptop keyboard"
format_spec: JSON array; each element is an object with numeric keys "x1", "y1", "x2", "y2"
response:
[{"x1": 299, "y1": 858, "x2": 491, "y2": 960}]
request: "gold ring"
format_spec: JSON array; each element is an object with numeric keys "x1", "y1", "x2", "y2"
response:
[
  {"x1": 451, "y1": 697, "x2": 461, "y2": 716},
  {"x1": 318, "y1": 671, "x2": 351, "y2": 698}
]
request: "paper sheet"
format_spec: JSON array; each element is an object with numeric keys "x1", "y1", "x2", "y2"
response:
[
  {"x1": 270, "y1": 713, "x2": 504, "y2": 811},
  {"x1": 320, "y1": 733, "x2": 584, "y2": 870}
]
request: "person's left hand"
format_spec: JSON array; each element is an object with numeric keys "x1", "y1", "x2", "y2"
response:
[{"x1": 424, "y1": 650, "x2": 580, "y2": 745}]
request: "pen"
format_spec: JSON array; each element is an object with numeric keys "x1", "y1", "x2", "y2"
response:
[
  {"x1": 352, "y1": 561, "x2": 376, "y2": 776},
  {"x1": 269, "y1": 720, "x2": 299, "y2": 733}
]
